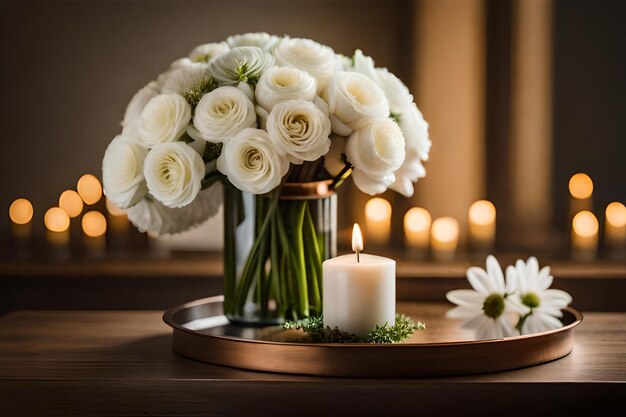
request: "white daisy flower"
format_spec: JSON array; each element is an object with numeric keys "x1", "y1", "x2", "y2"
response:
[
  {"x1": 510, "y1": 257, "x2": 573, "y2": 335},
  {"x1": 446, "y1": 255, "x2": 527, "y2": 340}
]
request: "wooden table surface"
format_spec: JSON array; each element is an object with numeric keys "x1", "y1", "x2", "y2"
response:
[{"x1": 0, "y1": 304, "x2": 624, "y2": 416}]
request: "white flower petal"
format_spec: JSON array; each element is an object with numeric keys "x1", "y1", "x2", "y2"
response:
[
  {"x1": 542, "y1": 289, "x2": 573, "y2": 306},
  {"x1": 505, "y1": 265, "x2": 517, "y2": 293},
  {"x1": 536, "y1": 266, "x2": 553, "y2": 291},
  {"x1": 466, "y1": 266, "x2": 492, "y2": 295},
  {"x1": 486, "y1": 255, "x2": 506, "y2": 293},
  {"x1": 446, "y1": 289, "x2": 485, "y2": 307}
]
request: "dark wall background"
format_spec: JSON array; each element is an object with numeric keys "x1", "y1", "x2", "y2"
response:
[
  {"x1": 553, "y1": 0, "x2": 626, "y2": 229},
  {"x1": 0, "y1": 0, "x2": 407, "y2": 242}
]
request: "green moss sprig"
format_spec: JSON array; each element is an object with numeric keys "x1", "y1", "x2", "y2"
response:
[{"x1": 283, "y1": 314, "x2": 425, "y2": 343}]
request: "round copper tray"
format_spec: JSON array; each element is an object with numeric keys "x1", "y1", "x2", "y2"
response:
[{"x1": 163, "y1": 296, "x2": 582, "y2": 378}]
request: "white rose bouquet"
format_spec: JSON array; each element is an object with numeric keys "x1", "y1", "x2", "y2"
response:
[{"x1": 102, "y1": 33, "x2": 431, "y2": 321}]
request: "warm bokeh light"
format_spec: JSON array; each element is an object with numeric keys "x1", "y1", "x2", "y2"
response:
[
  {"x1": 404, "y1": 207, "x2": 432, "y2": 233},
  {"x1": 9, "y1": 198, "x2": 33, "y2": 224},
  {"x1": 431, "y1": 217, "x2": 460, "y2": 243},
  {"x1": 569, "y1": 173, "x2": 593, "y2": 199},
  {"x1": 77, "y1": 174, "x2": 103, "y2": 205},
  {"x1": 352, "y1": 223, "x2": 364, "y2": 252},
  {"x1": 105, "y1": 198, "x2": 126, "y2": 216},
  {"x1": 59, "y1": 190, "x2": 84, "y2": 218},
  {"x1": 468, "y1": 200, "x2": 496, "y2": 225},
  {"x1": 365, "y1": 198, "x2": 392, "y2": 222},
  {"x1": 606, "y1": 202, "x2": 626, "y2": 227},
  {"x1": 44, "y1": 207, "x2": 70, "y2": 232},
  {"x1": 572, "y1": 211, "x2": 598, "y2": 237},
  {"x1": 82, "y1": 211, "x2": 107, "y2": 237}
]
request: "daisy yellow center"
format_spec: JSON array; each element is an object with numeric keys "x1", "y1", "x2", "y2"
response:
[
  {"x1": 482, "y1": 293, "x2": 505, "y2": 319},
  {"x1": 521, "y1": 292, "x2": 541, "y2": 309}
]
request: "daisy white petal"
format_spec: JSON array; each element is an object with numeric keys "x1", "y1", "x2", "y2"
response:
[
  {"x1": 461, "y1": 313, "x2": 488, "y2": 330},
  {"x1": 466, "y1": 267, "x2": 492, "y2": 295},
  {"x1": 536, "y1": 266, "x2": 553, "y2": 291},
  {"x1": 542, "y1": 289, "x2": 573, "y2": 305},
  {"x1": 446, "y1": 305, "x2": 482, "y2": 319},
  {"x1": 446, "y1": 289, "x2": 485, "y2": 307},
  {"x1": 486, "y1": 255, "x2": 506, "y2": 293},
  {"x1": 535, "y1": 305, "x2": 564, "y2": 318},
  {"x1": 505, "y1": 265, "x2": 517, "y2": 294}
]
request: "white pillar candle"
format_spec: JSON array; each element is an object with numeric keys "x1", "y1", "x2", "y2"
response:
[
  {"x1": 323, "y1": 224, "x2": 396, "y2": 337},
  {"x1": 364, "y1": 197, "x2": 392, "y2": 246},
  {"x1": 572, "y1": 210, "x2": 598, "y2": 261},
  {"x1": 468, "y1": 200, "x2": 496, "y2": 251},
  {"x1": 431, "y1": 217, "x2": 459, "y2": 261},
  {"x1": 605, "y1": 202, "x2": 626, "y2": 258}
]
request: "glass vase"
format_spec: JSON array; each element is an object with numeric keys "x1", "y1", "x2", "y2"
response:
[{"x1": 222, "y1": 180, "x2": 337, "y2": 325}]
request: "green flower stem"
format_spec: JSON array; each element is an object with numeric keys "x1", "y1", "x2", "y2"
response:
[
  {"x1": 233, "y1": 190, "x2": 280, "y2": 315},
  {"x1": 303, "y1": 203, "x2": 322, "y2": 314},
  {"x1": 292, "y1": 201, "x2": 310, "y2": 317}
]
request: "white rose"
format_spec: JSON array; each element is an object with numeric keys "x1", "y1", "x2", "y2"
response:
[
  {"x1": 324, "y1": 134, "x2": 347, "y2": 177},
  {"x1": 255, "y1": 65, "x2": 317, "y2": 110},
  {"x1": 208, "y1": 46, "x2": 275, "y2": 85},
  {"x1": 273, "y1": 37, "x2": 337, "y2": 94},
  {"x1": 353, "y1": 50, "x2": 413, "y2": 115},
  {"x1": 126, "y1": 182, "x2": 222, "y2": 235},
  {"x1": 399, "y1": 102, "x2": 431, "y2": 161},
  {"x1": 102, "y1": 134, "x2": 149, "y2": 209},
  {"x1": 122, "y1": 82, "x2": 160, "y2": 137},
  {"x1": 324, "y1": 71, "x2": 389, "y2": 135},
  {"x1": 389, "y1": 147, "x2": 426, "y2": 197},
  {"x1": 144, "y1": 142, "x2": 205, "y2": 208},
  {"x1": 217, "y1": 128, "x2": 289, "y2": 194},
  {"x1": 188, "y1": 42, "x2": 230, "y2": 63},
  {"x1": 345, "y1": 118, "x2": 405, "y2": 195},
  {"x1": 192, "y1": 86, "x2": 256, "y2": 143},
  {"x1": 266, "y1": 99, "x2": 331, "y2": 164},
  {"x1": 136, "y1": 94, "x2": 191, "y2": 147},
  {"x1": 226, "y1": 32, "x2": 279, "y2": 51},
  {"x1": 255, "y1": 66, "x2": 317, "y2": 112},
  {"x1": 160, "y1": 63, "x2": 212, "y2": 95}
]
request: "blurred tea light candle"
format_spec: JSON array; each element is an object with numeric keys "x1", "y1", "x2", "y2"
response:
[
  {"x1": 322, "y1": 224, "x2": 396, "y2": 337},
  {"x1": 468, "y1": 200, "x2": 496, "y2": 250},
  {"x1": 569, "y1": 173, "x2": 593, "y2": 219},
  {"x1": 82, "y1": 211, "x2": 107, "y2": 258},
  {"x1": 9, "y1": 198, "x2": 33, "y2": 240},
  {"x1": 45, "y1": 207, "x2": 71, "y2": 259},
  {"x1": 77, "y1": 174, "x2": 103, "y2": 205},
  {"x1": 605, "y1": 202, "x2": 626, "y2": 256},
  {"x1": 431, "y1": 217, "x2": 459, "y2": 261},
  {"x1": 571, "y1": 210, "x2": 598, "y2": 261},
  {"x1": 365, "y1": 197, "x2": 392, "y2": 246},
  {"x1": 59, "y1": 190, "x2": 84, "y2": 218},
  {"x1": 404, "y1": 207, "x2": 431, "y2": 254}
]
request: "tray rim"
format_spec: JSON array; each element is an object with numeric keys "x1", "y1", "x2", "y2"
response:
[{"x1": 163, "y1": 295, "x2": 583, "y2": 348}]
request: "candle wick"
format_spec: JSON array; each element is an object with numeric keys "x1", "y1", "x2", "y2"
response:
[{"x1": 356, "y1": 249, "x2": 360, "y2": 263}]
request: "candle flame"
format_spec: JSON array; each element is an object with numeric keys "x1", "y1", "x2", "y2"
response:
[
  {"x1": 9, "y1": 198, "x2": 33, "y2": 225},
  {"x1": 569, "y1": 173, "x2": 593, "y2": 199},
  {"x1": 352, "y1": 223, "x2": 364, "y2": 254},
  {"x1": 606, "y1": 202, "x2": 626, "y2": 227},
  {"x1": 469, "y1": 200, "x2": 496, "y2": 226},
  {"x1": 573, "y1": 210, "x2": 598, "y2": 237}
]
